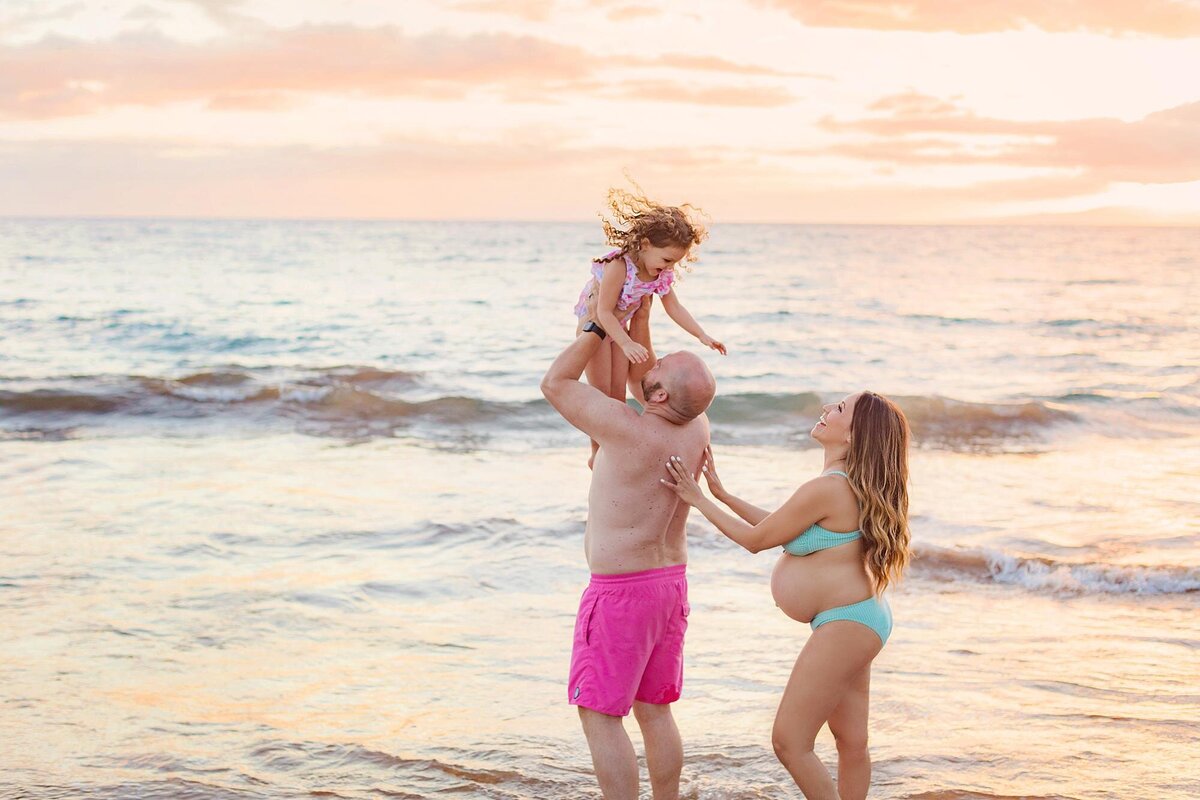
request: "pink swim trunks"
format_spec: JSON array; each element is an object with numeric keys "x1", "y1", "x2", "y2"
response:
[{"x1": 568, "y1": 564, "x2": 689, "y2": 717}]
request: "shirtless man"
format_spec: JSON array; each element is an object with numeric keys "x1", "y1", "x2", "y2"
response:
[{"x1": 540, "y1": 301, "x2": 717, "y2": 800}]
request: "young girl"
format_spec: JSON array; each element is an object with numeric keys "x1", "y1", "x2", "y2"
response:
[{"x1": 574, "y1": 187, "x2": 726, "y2": 465}]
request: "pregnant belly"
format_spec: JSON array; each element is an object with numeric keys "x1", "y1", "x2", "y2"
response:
[{"x1": 770, "y1": 549, "x2": 873, "y2": 623}]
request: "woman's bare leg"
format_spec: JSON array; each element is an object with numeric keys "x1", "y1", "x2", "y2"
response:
[
  {"x1": 826, "y1": 665, "x2": 872, "y2": 800},
  {"x1": 771, "y1": 623, "x2": 881, "y2": 799}
]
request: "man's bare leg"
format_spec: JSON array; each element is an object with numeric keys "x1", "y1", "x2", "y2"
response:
[
  {"x1": 626, "y1": 297, "x2": 656, "y2": 405},
  {"x1": 633, "y1": 701, "x2": 682, "y2": 800},
  {"x1": 579, "y1": 707, "x2": 638, "y2": 799}
]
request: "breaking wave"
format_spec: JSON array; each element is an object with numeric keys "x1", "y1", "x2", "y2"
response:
[
  {"x1": 0, "y1": 368, "x2": 1166, "y2": 449},
  {"x1": 912, "y1": 543, "x2": 1200, "y2": 596}
]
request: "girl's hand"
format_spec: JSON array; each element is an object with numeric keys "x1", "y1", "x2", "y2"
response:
[
  {"x1": 701, "y1": 445, "x2": 727, "y2": 500},
  {"x1": 621, "y1": 339, "x2": 650, "y2": 364},
  {"x1": 661, "y1": 455, "x2": 705, "y2": 506},
  {"x1": 700, "y1": 334, "x2": 727, "y2": 355}
]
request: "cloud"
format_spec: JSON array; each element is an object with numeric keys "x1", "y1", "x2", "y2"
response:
[
  {"x1": 0, "y1": 1, "x2": 87, "y2": 35},
  {"x1": 0, "y1": 132, "x2": 1150, "y2": 222},
  {"x1": 0, "y1": 25, "x2": 803, "y2": 118},
  {"x1": 447, "y1": 0, "x2": 667, "y2": 23},
  {"x1": 593, "y1": 79, "x2": 796, "y2": 107},
  {"x1": 451, "y1": 0, "x2": 557, "y2": 22},
  {"x1": 0, "y1": 26, "x2": 591, "y2": 118},
  {"x1": 205, "y1": 91, "x2": 298, "y2": 111},
  {"x1": 605, "y1": 6, "x2": 662, "y2": 22},
  {"x1": 0, "y1": 135, "x2": 760, "y2": 219},
  {"x1": 167, "y1": 0, "x2": 248, "y2": 22},
  {"x1": 816, "y1": 93, "x2": 1200, "y2": 184},
  {"x1": 123, "y1": 5, "x2": 173, "y2": 23},
  {"x1": 756, "y1": 0, "x2": 1200, "y2": 38},
  {"x1": 651, "y1": 53, "x2": 828, "y2": 79}
]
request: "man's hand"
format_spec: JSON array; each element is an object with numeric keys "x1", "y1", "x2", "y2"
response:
[{"x1": 627, "y1": 295, "x2": 651, "y2": 324}]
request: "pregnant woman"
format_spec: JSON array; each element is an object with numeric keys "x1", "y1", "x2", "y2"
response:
[{"x1": 662, "y1": 391, "x2": 911, "y2": 800}]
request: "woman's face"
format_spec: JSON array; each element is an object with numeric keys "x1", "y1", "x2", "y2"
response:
[{"x1": 812, "y1": 392, "x2": 861, "y2": 444}]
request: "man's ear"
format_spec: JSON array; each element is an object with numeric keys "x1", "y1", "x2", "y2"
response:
[{"x1": 647, "y1": 387, "x2": 668, "y2": 404}]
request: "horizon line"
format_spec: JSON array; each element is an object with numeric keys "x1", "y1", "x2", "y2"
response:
[{"x1": 2, "y1": 213, "x2": 1197, "y2": 230}]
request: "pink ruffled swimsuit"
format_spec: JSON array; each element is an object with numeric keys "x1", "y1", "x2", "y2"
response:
[{"x1": 574, "y1": 250, "x2": 675, "y2": 325}]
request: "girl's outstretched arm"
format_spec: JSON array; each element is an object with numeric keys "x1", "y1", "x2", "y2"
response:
[{"x1": 660, "y1": 290, "x2": 726, "y2": 355}]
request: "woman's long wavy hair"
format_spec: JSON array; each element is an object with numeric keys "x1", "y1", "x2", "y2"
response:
[
  {"x1": 845, "y1": 391, "x2": 911, "y2": 594},
  {"x1": 595, "y1": 184, "x2": 708, "y2": 269}
]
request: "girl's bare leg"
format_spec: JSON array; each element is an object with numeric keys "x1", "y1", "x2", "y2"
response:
[{"x1": 771, "y1": 624, "x2": 881, "y2": 799}]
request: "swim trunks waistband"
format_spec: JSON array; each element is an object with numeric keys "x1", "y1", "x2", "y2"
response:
[{"x1": 589, "y1": 564, "x2": 686, "y2": 585}]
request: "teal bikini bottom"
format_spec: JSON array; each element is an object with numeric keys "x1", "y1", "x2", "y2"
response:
[{"x1": 810, "y1": 595, "x2": 892, "y2": 645}]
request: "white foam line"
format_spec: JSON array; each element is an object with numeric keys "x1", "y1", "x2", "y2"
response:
[{"x1": 982, "y1": 548, "x2": 1200, "y2": 596}]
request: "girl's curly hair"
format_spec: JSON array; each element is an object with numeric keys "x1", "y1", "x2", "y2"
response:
[{"x1": 595, "y1": 185, "x2": 708, "y2": 269}]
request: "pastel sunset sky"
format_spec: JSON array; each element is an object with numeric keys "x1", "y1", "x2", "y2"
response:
[{"x1": 3, "y1": 0, "x2": 1198, "y2": 223}]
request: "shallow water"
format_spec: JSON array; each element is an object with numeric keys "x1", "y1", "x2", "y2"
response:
[{"x1": 1, "y1": 219, "x2": 1198, "y2": 798}]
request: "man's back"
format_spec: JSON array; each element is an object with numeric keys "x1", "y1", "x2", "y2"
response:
[{"x1": 585, "y1": 411, "x2": 710, "y2": 574}]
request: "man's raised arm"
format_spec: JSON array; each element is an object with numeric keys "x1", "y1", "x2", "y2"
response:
[
  {"x1": 625, "y1": 297, "x2": 655, "y2": 404},
  {"x1": 540, "y1": 327, "x2": 638, "y2": 440}
]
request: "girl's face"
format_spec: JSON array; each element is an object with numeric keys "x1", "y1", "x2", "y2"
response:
[
  {"x1": 637, "y1": 241, "x2": 688, "y2": 278},
  {"x1": 812, "y1": 393, "x2": 860, "y2": 445}
]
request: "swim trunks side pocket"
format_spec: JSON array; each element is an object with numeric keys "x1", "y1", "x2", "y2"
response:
[
  {"x1": 575, "y1": 594, "x2": 600, "y2": 647},
  {"x1": 678, "y1": 579, "x2": 690, "y2": 627}
]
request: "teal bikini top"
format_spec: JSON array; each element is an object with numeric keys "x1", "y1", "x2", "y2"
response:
[{"x1": 781, "y1": 470, "x2": 862, "y2": 556}]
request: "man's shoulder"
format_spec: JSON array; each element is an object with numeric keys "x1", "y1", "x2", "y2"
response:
[
  {"x1": 665, "y1": 410, "x2": 710, "y2": 435},
  {"x1": 637, "y1": 412, "x2": 709, "y2": 449}
]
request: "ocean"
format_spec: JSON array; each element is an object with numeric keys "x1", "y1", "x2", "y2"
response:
[{"x1": 1, "y1": 218, "x2": 1197, "y2": 799}]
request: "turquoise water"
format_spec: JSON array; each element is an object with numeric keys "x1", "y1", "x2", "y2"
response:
[{"x1": 1, "y1": 219, "x2": 1198, "y2": 798}]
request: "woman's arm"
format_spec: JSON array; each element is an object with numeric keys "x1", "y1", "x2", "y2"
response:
[
  {"x1": 660, "y1": 290, "x2": 726, "y2": 355},
  {"x1": 701, "y1": 445, "x2": 770, "y2": 524},
  {"x1": 663, "y1": 456, "x2": 831, "y2": 553}
]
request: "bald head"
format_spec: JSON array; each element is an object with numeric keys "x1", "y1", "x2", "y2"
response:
[{"x1": 641, "y1": 351, "x2": 716, "y2": 423}]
